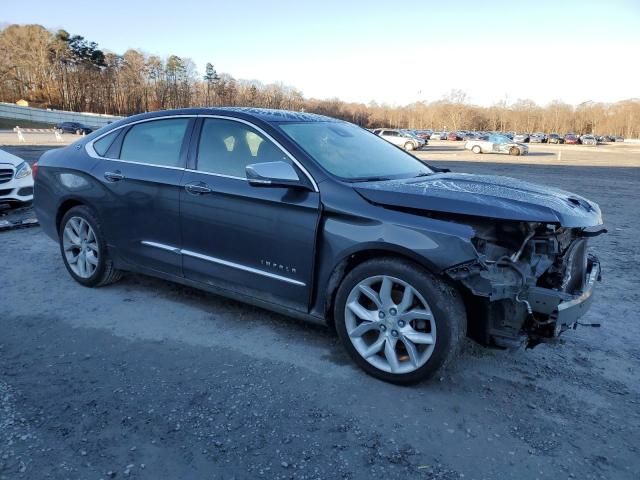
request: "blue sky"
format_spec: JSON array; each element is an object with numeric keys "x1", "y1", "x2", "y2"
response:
[{"x1": 2, "y1": 0, "x2": 638, "y2": 106}]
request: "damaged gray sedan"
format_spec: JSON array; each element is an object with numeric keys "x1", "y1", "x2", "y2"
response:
[{"x1": 34, "y1": 108, "x2": 603, "y2": 384}]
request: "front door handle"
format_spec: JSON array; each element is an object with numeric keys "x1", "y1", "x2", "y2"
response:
[
  {"x1": 104, "y1": 171, "x2": 124, "y2": 182},
  {"x1": 185, "y1": 182, "x2": 212, "y2": 195}
]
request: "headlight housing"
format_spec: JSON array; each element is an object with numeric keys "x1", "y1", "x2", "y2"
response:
[{"x1": 14, "y1": 161, "x2": 32, "y2": 179}]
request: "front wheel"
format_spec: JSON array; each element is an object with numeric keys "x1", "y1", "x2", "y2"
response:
[
  {"x1": 334, "y1": 258, "x2": 466, "y2": 384},
  {"x1": 472, "y1": 145, "x2": 481, "y2": 154},
  {"x1": 59, "y1": 205, "x2": 123, "y2": 287},
  {"x1": 404, "y1": 142, "x2": 415, "y2": 151},
  {"x1": 509, "y1": 146, "x2": 521, "y2": 156}
]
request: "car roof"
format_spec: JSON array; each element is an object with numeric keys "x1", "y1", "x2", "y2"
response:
[{"x1": 114, "y1": 107, "x2": 340, "y2": 125}]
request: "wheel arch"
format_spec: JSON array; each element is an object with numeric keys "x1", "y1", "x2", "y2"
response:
[
  {"x1": 322, "y1": 243, "x2": 443, "y2": 327},
  {"x1": 55, "y1": 198, "x2": 90, "y2": 235}
]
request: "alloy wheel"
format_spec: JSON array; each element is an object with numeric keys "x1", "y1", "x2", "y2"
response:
[
  {"x1": 62, "y1": 216, "x2": 99, "y2": 278},
  {"x1": 344, "y1": 275, "x2": 436, "y2": 374}
]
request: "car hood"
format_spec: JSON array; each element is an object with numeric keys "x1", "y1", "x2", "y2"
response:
[
  {"x1": 0, "y1": 148, "x2": 25, "y2": 167},
  {"x1": 354, "y1": 172, "x2": 602, "y2": 227}
]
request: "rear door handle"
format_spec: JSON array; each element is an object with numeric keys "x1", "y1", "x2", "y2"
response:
[
  {"x1": 104, "y1": 171, "x2": 124, "y2": 182},
  {"x1": 185, "y1": 182, "x2": 212, "y2": 195}
]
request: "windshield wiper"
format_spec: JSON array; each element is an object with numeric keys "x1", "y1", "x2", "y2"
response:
[
  {"x1": 413, "y1": 172, "x2": 432, "y2": 178},
  {"x1": 351, "y1": 176, "x2": 394, "y2": 183}
]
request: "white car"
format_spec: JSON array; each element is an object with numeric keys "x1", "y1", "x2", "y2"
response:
[
  {"x1": 372, "y1": 129, "x2": 424, "y2": 151},
  {"x1": 430, "y1": 132, "x2": 447, "y2": 140},
  {"x1": 0, "y1": 148, "x2": 34, "y2": 207},
  {"x1": 464, "y1": 134, "x2": 529, "y2": 156}
]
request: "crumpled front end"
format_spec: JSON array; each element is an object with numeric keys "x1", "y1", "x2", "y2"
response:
[{"x1": 446, "y1": 221, "x2": 604, "y2": 348}]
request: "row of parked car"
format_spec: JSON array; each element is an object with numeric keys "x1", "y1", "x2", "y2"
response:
[
  {"x1": 371, "y1": 127, "x2": 626, "y2": 152},
  {"x1": 428, "y1": 130, "x2": 624, "y2": 145}
]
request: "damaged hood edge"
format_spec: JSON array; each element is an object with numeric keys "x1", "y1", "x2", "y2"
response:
[{"x1": 354, "y1": 173, "x2": 603, "y2": 228}]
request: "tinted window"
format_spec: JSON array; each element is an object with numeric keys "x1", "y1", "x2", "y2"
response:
[
  {"x1": 93, "y1": 130, "x2": 120, "y2": 157},
  {"x1": 120, "y1": 118, "x2": 189, "y2": 167},
  {"x1": 197, "y1": 118, "x2": 290, "y2": 178}
]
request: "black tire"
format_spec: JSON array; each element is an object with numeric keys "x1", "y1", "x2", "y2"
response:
[
  {"x1": 509, "y1": 146, "x2": 520, "y2": 156},
  {"x1": 59, "y1": 205, "x2": 123, "y2": 287},
  {"x1": 75, "y1": 129, "x2": 81, "y2": 135},
  {"x1": 334, "y1": 257, "x2": 466, "y2": 384}
]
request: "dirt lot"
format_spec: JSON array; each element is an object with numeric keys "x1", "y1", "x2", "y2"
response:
[{"x1": 1, "y1": 143, "x2": 639, "y2": 479}]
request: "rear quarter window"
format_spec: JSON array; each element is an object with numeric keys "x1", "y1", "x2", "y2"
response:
[{"x1": 92, "y1": 130, "x2": 120, "y2": 157}]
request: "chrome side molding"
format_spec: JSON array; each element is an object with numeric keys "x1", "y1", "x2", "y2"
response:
[{"x1": 141, "y1": 241, "x2": 305, "y2": 287}]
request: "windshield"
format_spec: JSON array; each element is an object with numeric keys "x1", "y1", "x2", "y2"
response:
[{"x1": 278, "y1": 121, "x2": 432, "y2": 181}]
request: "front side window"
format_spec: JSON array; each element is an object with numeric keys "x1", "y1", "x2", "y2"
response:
[
  {"x1": 120, "y1": 118, "x2": 189, "y2": 167},
  {"x1": 196, "y1": 118, "x2": 291, "y2": 178},
  {"x1": 279, "y1": 121, "x2": 432, "y2": 181}
]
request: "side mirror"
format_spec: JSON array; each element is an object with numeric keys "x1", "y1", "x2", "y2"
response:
[{"x1": 246, "y1": 161, "x2": 309, "y2": 189}]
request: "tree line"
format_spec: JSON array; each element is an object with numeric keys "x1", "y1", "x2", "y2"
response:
[{"x1": 1, "y1": 23, "x2": 638, "y2": 137}]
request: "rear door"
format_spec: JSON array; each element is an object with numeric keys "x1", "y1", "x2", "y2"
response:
[
  {"x1": 90, "y1": 117, "x2": 194, "y2": 276},
  {"x1": 179, "y1": 116, "x2": 321, "y2": 311}
]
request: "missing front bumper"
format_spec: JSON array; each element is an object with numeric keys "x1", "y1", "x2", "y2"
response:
[{"x1": 526, "y1": 256, "x2": 601, "y2": 336}]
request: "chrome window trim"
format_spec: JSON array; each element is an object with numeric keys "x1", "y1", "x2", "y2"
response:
[
  {"x1": 141, "y1": 241, "x2": 305, "y2": 287},
  {"x1": 184, "y1": 169, "x2": 246, "y2": 181},
  {"x1": 196, "y1": 114, "x2": 319, "y2": 192},
  {"x1": 84, "y1": 113, "x2": 319, "y2": 193}
]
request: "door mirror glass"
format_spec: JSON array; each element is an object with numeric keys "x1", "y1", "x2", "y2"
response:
[{"x1": 246, "y1": 161, "x2": 307, "y2": 189}]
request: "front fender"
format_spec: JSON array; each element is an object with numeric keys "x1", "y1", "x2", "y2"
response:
[{"x1": 310, "y1": 204, "x2": 479, "y2": 319}]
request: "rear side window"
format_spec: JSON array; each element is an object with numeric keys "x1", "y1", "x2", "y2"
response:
[
  {"x1": 120, "y1": 118, "x2": 189, "y2": 167},
  {"x1": 196, "y1": 118, "x2": 291, "y2": 178},
  {"x1": 93, "y1": 130, "x2": 120, "y2": 157}
]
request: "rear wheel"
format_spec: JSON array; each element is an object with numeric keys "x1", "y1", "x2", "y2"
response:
[
  {"x1": 472, "y1": 145, "x2": 481, "y2": 154},
  {"x1": 404, "y1": 142, "x2": 414, "y2": 151},
  {"x1": 59, "y1": 206, "x2": 123, "y2": 287},
  {"x1": 509, "y1": 146, "x2": 520, "y2": 156},
  {"x1": 334, "y1": 258, "x2": 466, "y2": 384}
]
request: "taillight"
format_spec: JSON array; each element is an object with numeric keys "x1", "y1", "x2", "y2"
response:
[{"x1": 31, "y1": 162, "x2": 38, "y2": 179}]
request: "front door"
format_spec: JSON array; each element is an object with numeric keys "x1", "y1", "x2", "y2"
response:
[{"x1": 180, "y1": 117, "x2": 320, "y2": 311}]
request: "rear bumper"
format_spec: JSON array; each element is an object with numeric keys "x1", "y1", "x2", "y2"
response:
[{"x1": 527, "y1": 256, "x2": 601, "y2": 335}]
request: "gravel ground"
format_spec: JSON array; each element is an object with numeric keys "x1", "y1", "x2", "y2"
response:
[{"x1": 1, "y1": 146, "x2": 639, "y2": 479}]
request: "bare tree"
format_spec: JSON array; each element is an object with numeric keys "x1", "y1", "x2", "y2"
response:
[{"x1": 1, "y1": 23, "x2": 638, "y2": 137}]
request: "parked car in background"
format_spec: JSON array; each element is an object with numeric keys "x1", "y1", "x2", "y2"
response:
[
  {"x1": 430, "y1": 132, "x2": 447, "y2": 140},
  {"x1": 447, "y1": 131, "x2": 463, "y2": 141},
  {"x1": 33, "y1": 107, "x2": 604, "y2": 384},
  {"x1": 548, "y1": 133, "x2": 563, "y2": 144},
  {"x1": 415, "y1": 130, "x2": 432, "y2": 140},
  {"x1": 513, "y1": 133, "x2": 530, "y2": 143},
  {"x1": 464, "y1": 134, "x2": 529, "y2": 156},
  {"x1": 564, "y1": 134, "x2": 579, "y2": 144},
  {"x1": 614, "y1": 136, "x2": 625, "y2": 142},
  {"x1": 0, "y1": 148, "x2": 34, "y2": 207},
  {"x1": 374, "y1": 129, "x2": 425, "y2": 151},
  {"x1": 581, "y1": 135, "x2": 597, "y2": 146},
  {"x1": 55, "y1": 122, "x2": 94, "y2": 135},
  {"x1": 529, "y1": 133, "x2": 547, "y2": 143}
]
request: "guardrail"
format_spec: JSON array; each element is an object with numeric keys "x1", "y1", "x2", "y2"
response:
[{"x1": 0, "y1": 102, "x2": 122, "y2": 128}]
